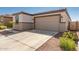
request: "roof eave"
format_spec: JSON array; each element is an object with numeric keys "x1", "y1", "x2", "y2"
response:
[
  {"x1": 33, "y1": 9, "x2": 66, "y2": 15},
  {"x1": 12, "y1": 12, "x2": 33, "y2": 16},
  {"x1": 65, "y1": 9, "x2": 72, "y2": 21}
]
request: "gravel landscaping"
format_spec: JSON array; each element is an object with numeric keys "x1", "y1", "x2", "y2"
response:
[{"x1": 36, "y1": 32, "x2": 63, "y2": 51}]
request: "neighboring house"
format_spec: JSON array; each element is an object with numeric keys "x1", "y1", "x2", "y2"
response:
[
  {"x1": 12, "y1": 12, "x2": 33, "y2": 30},
  {"x1": 12, "y1": 8, "x2": 71, "y2": 32},
  {"x1": 0, "y1": 15, "x2": 13, "y2": 25}
]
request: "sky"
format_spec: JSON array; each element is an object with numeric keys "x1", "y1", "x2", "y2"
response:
[{"x1": 0, "y1": 7, "x2": 78, "y2": 21}]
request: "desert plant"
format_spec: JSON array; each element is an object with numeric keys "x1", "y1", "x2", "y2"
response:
[
  {"x1": 72, "y1": 33, "x2": 78, "y2": 42},
  {"x1": 5, "y1": 21, "x2": 13, "y2": 28},
  {"x1": 0, "y1": 23, "x2": 6, "y2": 30},
  {"x1": 62, "y1": 31, "x2": 78, "y2": 42},
  {"x1": 60, "y1": 37, "x2": 76, "y2": 51},
  {"x1": 0, "y1": 23, "x2": 4, "y2": 26},
  {"x1": 0, "y1": 25, "x2": 7, "y2": 30}
]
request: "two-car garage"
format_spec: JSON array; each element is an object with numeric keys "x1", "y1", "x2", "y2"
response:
[{"x1": 34, "y1": 14, "x2": 61, "y2": 32}]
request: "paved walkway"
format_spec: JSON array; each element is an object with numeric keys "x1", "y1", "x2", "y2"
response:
[{"x1": 0, "y1": 30, "x2": 57, "y2": 51}]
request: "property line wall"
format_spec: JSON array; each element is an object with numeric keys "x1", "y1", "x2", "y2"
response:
[{"x1": 69, "y1": 21, "x2": 79, "y2": 31}]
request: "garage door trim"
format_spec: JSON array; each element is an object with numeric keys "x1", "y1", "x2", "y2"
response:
[{"x1": 34, "y1": 14, "x2": 61, "y2": 30}]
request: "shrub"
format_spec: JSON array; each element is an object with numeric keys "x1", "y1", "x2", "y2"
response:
[
  {"x1": 0, "y1": 23, "x2": 4, "y2": 26},
  {"x1": 0, "y1": 23, "x2": 6, "y2": 30},
  {"x1": 72, "y1": 33, "x2": 78, "y2": 42},
  {"x1": 0, "y1": 25, "x2": 7, "y2": 30},
  {"x1": 62, "y1": 31, "x2": 78, "y2": 42},
  {"x1": 5, "y1": 21, "x2": 13, "y2": 28},
  {"x1": 60, "y1": 37, "x2": 76, "y2": 51}
]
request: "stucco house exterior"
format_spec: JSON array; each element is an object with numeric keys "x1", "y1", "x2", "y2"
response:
[
  {"x1": 12, "y1": 8, "x2": 71, "y2": 32},
  {"x1": 0, "y1": 15, "x2": 13, "y2": 25},
  {"x1": 13, "y1": 12, "x2": 33, "y2": 30}
]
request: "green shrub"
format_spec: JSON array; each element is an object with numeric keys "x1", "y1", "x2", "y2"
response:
[
  {"x1": 62, "y1": 31, "x2": 78, "y2": 42},
  {"x1": 60, "y1": 37, "x2": 66, "y2": 48},
  {"x1": 0, "y1": 23, "x2": 4, "y2": 26},
  {"x1": 5, "y1": 21, "x2": 13, "y2": 28},
  {"x1": 72, "y1": 33, "x2": 78, "y2": 42},
  {"x1": 0, "y1": 25, "x2": 7, "y2": 30},
  {"x1": 60, "y1": 37, "x2": 76, "y2": 51}
]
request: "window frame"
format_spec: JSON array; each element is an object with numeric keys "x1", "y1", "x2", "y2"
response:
[
  {"x1": 15, "y1": 15, "x2": 19, "y2": 24},
  {"x1": 60, "y1": 16, "x2": 66, "y2": 23}
]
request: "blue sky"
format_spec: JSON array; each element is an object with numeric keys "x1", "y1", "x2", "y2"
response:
[{"x1": 0, "y1": 7, "x2": 78, "y2": 21}]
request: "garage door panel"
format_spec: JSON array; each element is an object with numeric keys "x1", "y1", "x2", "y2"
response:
[
  {"x1": 36, "y1": 26, "x2": 59, "y2": 31},
  {"x1": 35, "y1": 17, "x2": 59, "y2": 22},
  {"x1": 36, "y1": 23, "x2": 58, "y2": 28},
  {"x1": 35, "y1": 15, "x2": 60, "y2": 32}
]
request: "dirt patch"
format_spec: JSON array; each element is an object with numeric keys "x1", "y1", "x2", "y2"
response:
[{"x1": 36, "y1": 32, "x2": 63, "y2": 51}]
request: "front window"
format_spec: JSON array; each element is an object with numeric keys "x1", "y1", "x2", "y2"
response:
[
  {"x1": 15, "y1": 15, "x2": 19, "y2": 24},
  {"x1": 60, "y1": 16, "x2": 66, "y2": 23}
]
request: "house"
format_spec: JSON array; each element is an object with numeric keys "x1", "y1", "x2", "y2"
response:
[
  {"x1": 12, "y1": 8, "x2": 71, "y2": 32},
  {"x1": 12, "y1": 12, "x2": 33, "y2": 30},
  {"x1": 0, "y1": 15, "x2": 13, "y2": 25}
]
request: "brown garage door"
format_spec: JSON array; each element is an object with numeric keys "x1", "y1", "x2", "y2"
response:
[{"x1": 34, "y1": 14, "x2": 60, "y2": 32}]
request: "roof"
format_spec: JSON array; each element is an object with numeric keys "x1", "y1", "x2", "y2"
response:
[
  {"x1": 33, "y1": 8, "x2": 66, "y2": 15},
  {"x1": 0, "y1": 15, "x2": 13, "y2": 18},
  {"x1": 12, "y1": 8, "x2": 71, "y2": 20},
  {"x1": 12, "y1": 11, "x2": 33, "y2": 16},
  {"x1": 33, "y1": 8, "x2": 71, "y2": 20}
]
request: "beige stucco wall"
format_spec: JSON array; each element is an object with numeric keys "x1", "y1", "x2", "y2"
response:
[
  {"x1": 13, "y1": 22, "x2": 33, "y2": 31},
  {"x1": 13, "y1": 14, "x2": 33, "y2": 22},
  {"x1": 13, "y1": 14, "x2": 33, "y2": 30},
  {"x1": 19, "y1": 14, "x2": 33, "y2": 22}
]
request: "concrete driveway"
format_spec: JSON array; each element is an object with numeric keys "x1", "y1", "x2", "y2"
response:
[{"x1": 0, "y1": 30, "x2": 57, "y2": 51}]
